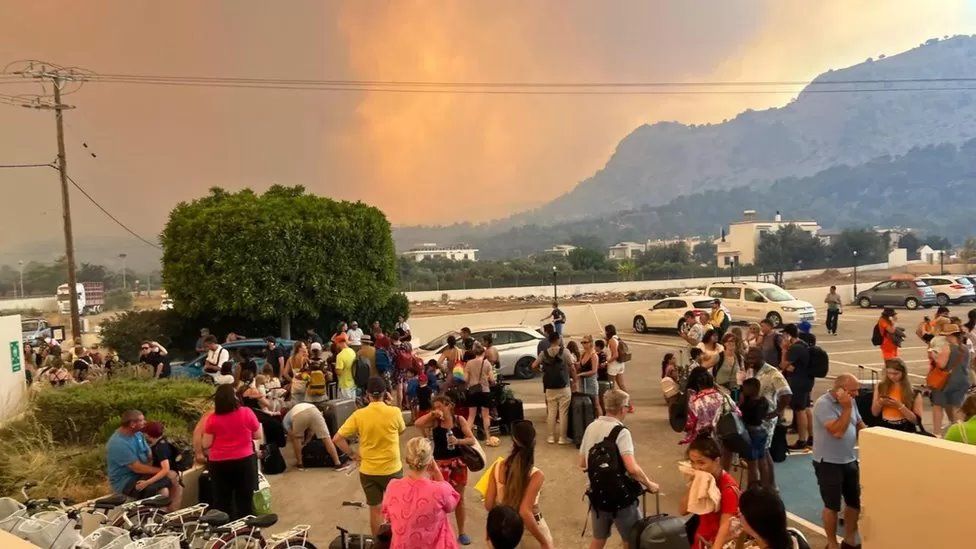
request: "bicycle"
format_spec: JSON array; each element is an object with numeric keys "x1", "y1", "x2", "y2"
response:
[{"x1": 135, "y1": 508, "x2": 315, "y2": 549}]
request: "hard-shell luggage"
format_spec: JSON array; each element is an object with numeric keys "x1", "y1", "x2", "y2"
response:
[
  {"x1": 568, "y1": 392, "x2": 596, "y2": 448},
  {"x1": 668, "y1": 392, "x2": 688, "y2": 433},
  {"x1": 197, "y1": 470, "x2": 214, "y2": 505},
  {"x1": 261, "y1": 443, "x2": 286, "y2": 475},
  {"x1": 856, "y1": 366, "x2": 881, "y2": 428},
  {"x1": 302, "y1": 436, "x2": 347, "y2": 467},
  {"x1": 499, "y1": 398, "x2": 524, "y2": 425},
  {"x1": 628, "y1": 492, "x2": 691, "y2": 549},
  {"x1": 321, "y1": 398, "x2": 357, "y2": 436}
]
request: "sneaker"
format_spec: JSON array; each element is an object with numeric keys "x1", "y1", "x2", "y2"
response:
[
  {"x1": 546, "y1": 436, "x2": 556, "y2": 444},
  {"x1": 807, "y1": 436, "x2": 814, "y2": 447},
  {"x1": 335, "y1": 460, "x2": 355, "y2": 473},
  {"x1": 557, "y1": 438, "x2": 572, "y2": 445},
  {"x1": 458, "y1": 534, "x2": 472, "y2": 546},
  {"x1": 787, "y1": 440, "x2": 808, "y2": 451}
]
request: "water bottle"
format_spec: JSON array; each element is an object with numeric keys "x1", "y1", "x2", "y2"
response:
[{"x1": 447, "y1": 431, "x2": 457, "y2": 451}]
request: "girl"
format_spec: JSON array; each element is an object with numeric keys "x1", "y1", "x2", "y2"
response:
[
  {"x1": 697, "y1": 329, "x2": 724, "y2": 370},
  {"x1": 930, "y1": 324, "x2": 971, "y2": 434},
  {"x1": 594, "y1": 340, "x2": 612, "y2": 412},
  {"x1": 871, "y1": 358, "x2": 923, "y2": 432},
  {"x1": 662, "y1": 352, "x2": 689, "y2": 391},
  {"x1": 604, "y1": 325, "x2": 632, "y2": 412},
  {"x1": 680, "y1": 435, "x2": 739, "y2": 549},
  {"x1": 745, "y1": 322, "x2": 763, "y2": 350},
  {"x1": 739, "y1": 486, "x2": 810, "y2": 549},
  {"x1": 485, "y1": 421, "x2": 552, "y2": 549},
  {"x1": 414, "y1": 396, "x2": 478, "y2": 545},
  {"x1": 282, "y1": 341, "x2": 308, "y2": 387},
  {"x1": 464, "y1": 343, "x2": 494, "y2": 441}
]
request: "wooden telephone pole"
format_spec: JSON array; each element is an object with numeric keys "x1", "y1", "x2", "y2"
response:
[{"x1": 51, "y1": 79, "x2": 82, "y2": 342}]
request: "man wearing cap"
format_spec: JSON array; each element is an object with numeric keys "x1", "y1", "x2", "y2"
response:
[
  {"x1": 709, "y1": 299, "x2": 728, "y2": 336},
  {"x1": 283, "y1": 402, "x2": 347, "y2": 471},
  {"x1": 346, "y1": 321, "x2": 364, "y2": 352},
  {"x1": 358, "y1": 335, "x2": 377, "y2": 377},
  {"x1": 333, "y1": 377, "x2": 406, "y2": 535},
  {"x1": 264, "y1": 337, "x2": 287, "y2": 378},
  {"x1": 333, "y1": 334, "x2": 358, "y2": 400}
]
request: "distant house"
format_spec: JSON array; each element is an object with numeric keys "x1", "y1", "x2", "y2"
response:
[
  {"x1": 817, "y1": 229, "x2": 843, "y2": 246},
  {"x1": 545, "y1": 244, "x2": 578, "y2": 256},
  {"x1": 917, "y1": 245, "x2": 946, "y2": 264},
  {"x1": 608, "y1": 242, "x2": 647, "y2": 260},
  {"x1": 401, "y1": 243, "x2": 478, "y2": 262},
  {"x1": 646, "y1": 237, "x2": 703, "y2": 249},
  {"x1": 714, "y1": 210, "x2": 821, "y2": 267},
  {"x1": 875, "y1": 227, "x2": 911, "y2": 248}
]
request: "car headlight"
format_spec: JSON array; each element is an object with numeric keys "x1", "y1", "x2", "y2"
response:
[{"x1": 781, "y1": 307, "x2": 799, "y2": 312}]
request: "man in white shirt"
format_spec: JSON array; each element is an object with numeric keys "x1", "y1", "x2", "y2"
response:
[
  {"x1": 203, "y1": 335, "x2": 229, "y2": 375},
  {"x1": 395, "y1": 315, "x2": 410, "y2": 336},
  {"x1": 346, "y1": 321, "x2": 365, "y2": 351},
  {"x1": 680, "y1": 311, "x2": 706, "y2": 348}
]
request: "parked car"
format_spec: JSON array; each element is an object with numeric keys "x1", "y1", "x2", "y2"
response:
[
  {"x1": 415, "y1": 325, "x2": 545, "y2": 380},
  {"x1": 21, "y1": 318, "x2": 52, "y2": 344},
  {"x1": 633, "y1": 297, "x2": 713, "y2": 333},
  {"x1": 171, "y1": 338, "x2": 295, "y2": 378},
  {"x1": 855, "y1": 279, "x2": 936, "y2": 310},
  {"x1": 704, "y1": 281, "x2": 816, "y2": 327},
  {"x1": 916, "y1": 275, "x2": 976, "y2": 306}
]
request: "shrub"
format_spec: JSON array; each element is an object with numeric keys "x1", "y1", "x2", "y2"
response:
[
  {"x1": 104, "y1": 289, "x2": 134, "y2": 311},
  {"x1": 33, "y1": 377, "x2": 213, "y2": 444}
]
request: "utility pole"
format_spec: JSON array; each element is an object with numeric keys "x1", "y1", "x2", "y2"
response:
[
  {"x1": 52, "y1": 79, "x2": 81, "y2": 342},
  {"x1": 119, "y1": 253, "x2": 128, "y2": 289},
  {"x1": 18, "y1": 260, "x2": 24, "y2": 298}
]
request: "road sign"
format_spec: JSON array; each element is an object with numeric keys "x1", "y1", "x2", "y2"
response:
[{"x1": 9, "y1": 341, "x2": 21, "y2": 373}]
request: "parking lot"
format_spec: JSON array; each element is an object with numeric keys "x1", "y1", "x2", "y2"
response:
[{"x1": 261, "y1": 299, "x2": 957, "y2": 548}]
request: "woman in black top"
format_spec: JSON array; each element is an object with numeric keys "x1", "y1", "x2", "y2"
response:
[{"x1": 414, "y1": 395, "x2": 477, "y2": 544}]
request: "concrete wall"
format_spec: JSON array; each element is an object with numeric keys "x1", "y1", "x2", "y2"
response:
[
  {"x1": 887, "y1": 248, "x2": 908, "y2": 268},
  {"x1": 0, "y1": 296, "x2": 57, "y2": 313},
  {"x1": 0, "y1": 315, "x2": 28, "y2": 423},
  {"x1": 404, "y1": 263, "x2": 888, "y2": 302},
  {"x1": 860, "y1": 428, "x2": 976, "y2": 548}
]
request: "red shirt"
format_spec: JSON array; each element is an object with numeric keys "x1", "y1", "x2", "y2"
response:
[
  {"x1": 695, "y1": 471, "x2": 739, "y2": 547},
  {"x1": 204, "y1": 407, "x2": 260, "y2": 462}
]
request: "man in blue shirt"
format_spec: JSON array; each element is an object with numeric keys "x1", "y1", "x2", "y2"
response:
[
  {"x1": 812, "y1": 374, "x2": 866, "y2": 549},
  {"x1": 106, "y1": 409, "x2": 170, "y2": 498}
]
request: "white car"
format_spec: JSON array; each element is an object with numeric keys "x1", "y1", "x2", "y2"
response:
[
  {"x1": 632, "y1": 297, "x2": 715, "y2": 333},
  {"x1": 705, "y1": 281, "x2": 816, "y2": 327},
  {"x1": 415, "y1": 325, "x2": 545, "y2": 379},
  {"x1": 160, "y1": 298, "x2": 174, "y2": 310},
  {"x1": 917, "y1": 275, "x2": 976, "y2": 306}
]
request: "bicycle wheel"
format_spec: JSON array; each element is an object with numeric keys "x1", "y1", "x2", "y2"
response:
[
  {"x1": 270, "y1": 538, "x2": 317, "y2": 549},
  {"x1": 113, "y1": 507, "x2": 163, "y2": 532},
  {"x1": 207, "y1": 529, "x2": 265, "y2": 549}
]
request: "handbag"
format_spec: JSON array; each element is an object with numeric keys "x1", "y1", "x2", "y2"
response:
[
  {"x1": 926, "y1": 347, "x2": 959, "y2": 390},
  {"x1": 466, "y1": 359, "x2": 488, "y2": 396},
  {"x1": 252, "y1": 472, "x2": 272, "y2": 515},
  {"x1": 458, "y1": 440, "x2": 486, "y2": 472},
  {"x1": 715, "y1": 395, "x2": 751, "y2": 456}
]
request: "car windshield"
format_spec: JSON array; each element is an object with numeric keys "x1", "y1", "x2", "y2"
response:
[
  {"x1": 914, "y1": 281, "x2": 928, "y2": 287},
  {"x1": 419, "y1": 332, "x2": 456, "y2": 352},
  {"x1": 21, "y1": 320, "x2": 40, "y2": 332},
  {"x1": 758, "y1": 287, "x2": 796, "y2": 302},
  {"x1": 692, "y1": 300, "x2": 715, "y2": 308}
]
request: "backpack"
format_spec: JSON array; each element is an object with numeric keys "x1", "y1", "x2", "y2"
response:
[
  {"x1": 165, "y1": 438, "x2": 195, "y2": 473},
  {"x1": 586, "y1": 425, "x2": 642, "y2": 513},
  {"x1": 808, "y1": 345, "x2": 829, "y2": 378},
  {"x1": 395, "y1": 347, "x2": 415, "y2": 371},
  {"x1": 541, "y1": 348, "x2": 568, "y2": 389},
  {"x1": 871, "y1": 323, "x2": 884, "y2": 346},
  {"x1": 615, "y1": 337, "x2": 633, "y2": 363},
  {"x1": 307, "y1": 369, "x2": 327, "y2": 397},
  {"x1": 353, "y1": 357, "x2": 370, "y2": 388},
  {"x1": 375, "y1": 348, "x2": 393, "y2": 374},
  {"x1": 719, "y1": 311, "x2": 731, "y2": 334}
]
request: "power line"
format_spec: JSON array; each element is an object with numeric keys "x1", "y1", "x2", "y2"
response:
[
  {"x1": 0, "y1": 162, "x2": 53, "y2": 169},
  {"x1": 62, "y1": 172, "x2": 162, "y2": 250}
]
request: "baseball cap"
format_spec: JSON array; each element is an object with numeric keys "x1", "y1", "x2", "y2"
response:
[
  {"x1": 367, "y1": 376, "x2": 387, "y2": 396},
  {"x1": 142, "y1": 421, "x2": 164, "y2": 439},
  {"x1": 310, "y1": 342, "x2": 323, "y2": 352}
]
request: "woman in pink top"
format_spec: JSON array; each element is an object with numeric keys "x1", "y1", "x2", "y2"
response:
[
  {"x1": 202, "y1": 384, "x2": 262, "y2": 519},
  {"x1": 382, "y1": 437, "x2": 461, "y2": 549}
]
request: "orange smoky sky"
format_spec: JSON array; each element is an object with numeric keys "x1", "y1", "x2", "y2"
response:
[{"x1": 1, "y1": 0, "x2": 974, "y2": 262}]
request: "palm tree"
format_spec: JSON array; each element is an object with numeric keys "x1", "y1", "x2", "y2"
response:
[{"x1": 617, "y1": 259, "x2": 637, "y2": 281}]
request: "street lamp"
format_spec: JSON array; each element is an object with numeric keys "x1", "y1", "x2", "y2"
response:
[
  {"x1": 853, "y1": 250, "x2": 859, "y2": 296},
  {"x1": 552, "y1": 266, "x2": 558, "y2": 302},
  {"x1": 18, "y1": 260, "x2": 24, "y2": 298}
]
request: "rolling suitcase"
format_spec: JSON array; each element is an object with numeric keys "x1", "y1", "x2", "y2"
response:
[
  {"x1": 302, "y1": 436, "x2": 347, "y2": 467},
  {"x1": 499, "y1": 398, "x2": 524, "y2": 425},
  {"x1": 856, "y1": 365, "x2": 881, "y2": 427},
  {"x1": 628, "y1": 492, "x2": 691, "y2": 549},
  {"x1": 322, "y1": 398, "x2": 357, "y2": 436},
  {"x1": 568, "y1": 392, "x2": 596, "y2": 447}
]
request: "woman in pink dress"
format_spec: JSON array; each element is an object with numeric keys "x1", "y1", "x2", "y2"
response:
[{"x1": 382, "y1": 436, "x2": 461, "y2": 549}]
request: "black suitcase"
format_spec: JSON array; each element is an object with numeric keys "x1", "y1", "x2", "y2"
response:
[
  {"x1": 302, "y1": 436, "x2": 347, "y2": 467},
  {"x1": 668, "y1": 392, "x2": 688, "y2": 433},
  {"x1": 568, "y1": 392, "x2": 596, "y2": 447},
  {"x1": 197, "y1": 469, "x2": 214, "y2": 505},
  {"x1": 856, "y1": 366, "x2": 881, "y2": 427},
  {"x1": 499, "y1": 398, "x2": 524, "y2": 424},
  {"x1": 261, "y1": 443, "x2": 286, "y2": 475},
  {"x1": 628, "y1": 492, "x2": 691, "y2": 549}
]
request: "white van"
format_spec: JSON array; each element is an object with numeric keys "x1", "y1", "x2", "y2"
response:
[{"x1": 704, "y1": 281, "x2": 816, "y2": 327}]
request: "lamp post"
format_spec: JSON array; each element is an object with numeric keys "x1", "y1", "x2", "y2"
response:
[
  {"x1": 552, "y1": 266, "x2": 558, "y2": 302},
  {"x1": 853, "y1": 250, "x2": 859, "y2": 297},
  {"x1": 18, "y1": 260, "x2": 24, "y2": 298}
]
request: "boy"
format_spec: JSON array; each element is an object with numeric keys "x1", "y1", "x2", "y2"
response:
[
  {"x1": 739, "y1": 378, "x2": 771, "y2": 487},
  {"x1": 141, "y1": 421, "x2": 184, "y2": 511},
  {"x1": 486, "y1": 506, "x2": 524, "y2": 549}
]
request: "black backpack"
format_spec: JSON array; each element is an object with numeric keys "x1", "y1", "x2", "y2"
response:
[
  {"x1": 808, "y1": 345, "x2": 829, "y2": 378},
  {"x1": 541, "y1": 347, "x2": 568, "y2": 389},
  {"x1": 354, "y1": 357, "x2": 371, "y2": 389},
  {"x1": 165, "y1": 438, "x2": 195, "y2": 473},
  {"x1": 586, "y1": 425, "x2": 642, "y2": 513},
  {"x1": 871, "y1": 323, "x2": 884, "y2": 346}
]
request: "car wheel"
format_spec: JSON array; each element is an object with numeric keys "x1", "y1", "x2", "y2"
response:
[
  {"x1": 858, "y1": 297, "x2": 872, "y2": 309},
  {"x1": 937, "y1": 293, "x2": 950, "y2": 306},
  {"x1": 514, "y1": 357, "x2": 535, "y2": 380},
  {"x1": 766, "y1": 312, "x2": 783, "y2": 328},
  {"x1": 633, "y1": 316, "x2": 647, "y2": 334},
  {"x1": 905, "y1": 297, "x2": 919, "y2": 310}
]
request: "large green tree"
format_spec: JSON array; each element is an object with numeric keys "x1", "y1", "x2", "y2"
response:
[
  {"x1": 756, "y1": 224, "x2": 825, "y2": 272},
  {"x1": 161, "y1": 185, "x2": 403, "y2": 337},
  {"x1": 566, "y1": 247, "x2": 608, "y2": 271},
  {"x1": 827, "y1": 229, "x2": 888, "y2": 266}
]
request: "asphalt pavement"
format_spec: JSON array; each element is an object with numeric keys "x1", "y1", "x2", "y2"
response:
[{"x1": 260, "y1": 301, "x2": 958, "y2": 548}]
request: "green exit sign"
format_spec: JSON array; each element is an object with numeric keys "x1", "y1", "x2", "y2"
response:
[{"x1": 9, "y1": 341, "x2": 21, "y2": 373}]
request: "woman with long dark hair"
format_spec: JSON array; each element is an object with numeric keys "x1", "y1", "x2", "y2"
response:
[
  {"x1": 485, "y1": 420, "x2": 552, "y2": 549},
  {"x1": 697, "y1": 329, "x2": 724, "y2": 370},
  {"x1": 202, "y1": 384, "x2": 262, "y2": 519},
  {"x1": 604, "y1": 324, "x2": 633, "y2": 412},
  {"x1": 739, "y1": 486, "x2": 810, "y2": 549},
  {"x1": 871, "y1": 358, "x2": 923, "y2": 432},
  {"x1": 680, "y1": 435, "x2": 739, "y2": 549}
]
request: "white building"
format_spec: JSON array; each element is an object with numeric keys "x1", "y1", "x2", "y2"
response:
[
  {"x1": 608, "y1": 242, "x2": 647, "y2": 260},
  {"x1": 917, "y1": 245, "x2": 947, "y2": 264},
  {"x1": 646, "y1": 237, "x2": 703, "y2": 250},
  {"x1": 714, "y1": 210, "x2": 820, "y2": 266},
  {"x1": 545, "y1": 244, "x2": 578, "y2": 256},
  {"x1": 402, "y1": 243, "x2": 478, "y2": 262}
]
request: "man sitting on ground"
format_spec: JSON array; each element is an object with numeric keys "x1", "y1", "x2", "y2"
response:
[{"x1": 106, "y1": 409, "x2": 170, "y2": 499}]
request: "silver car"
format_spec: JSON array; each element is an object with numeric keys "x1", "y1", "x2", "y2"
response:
[
  {"x1": 415, "y1": 325, "x2": 545, "y2": 379},
  {"x1": 856, "y1": 279, "x2": 936, "y2": 310}
]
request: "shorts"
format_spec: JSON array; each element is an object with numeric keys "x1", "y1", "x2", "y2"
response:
[
  {"x1": 931, "y1": 385, "x2": 967, "y2": 407},
  {"x1": 290, "y1": 407, "x2": 330, "y2": 440},
  {"x1": 813, "y1": 460, "x2": 860, "y2": 512},
  {"x1": 123, "y1": 476, "x2": 171, "y2": 499},
  {"x1": 591, "y1": 502, "x2": 641, "y2": 541},
  {"x1": 436, "y1": 458, "x2": 469, "y2": 492},
  {"x1": 338, "y1": 387, "x2": 357, "y2": 400},
  {"x1": 789, "y1": 390, "x2": 812, "y2": 411},
  {"x1": 360, "y1": 470, "x2": 403, "y2": 506},
  {"x1": 466, "y1": 390, "x2": 491, "y2": 409},
  {"x1": 746, "y1": 426, "x2": 768, "y2": 461},
  {"x1": 607, "y1": 361, "x2": 626, "y2": 376},
  {"x1": 580, "y1": 376, "x2": 598, "y2": 397}
]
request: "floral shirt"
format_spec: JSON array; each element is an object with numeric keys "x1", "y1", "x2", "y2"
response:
[
  {"x1": 684, "y1": 388, "x2": 738, "y2": 443},
  {"x1": 754, "y1": 363, "x2": 792, "y2": 436}
]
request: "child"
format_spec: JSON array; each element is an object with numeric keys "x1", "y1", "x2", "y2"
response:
[
  {"x1": 414, "y1": 374, "x2": 434, "y2": 437},
  {"x1": 739, "y1": 378, "x2": 770, "y2": 487},
  {"x1": 486, "y1": 505, "x2": 524, "y2": 549},
  {"x1": 141, "y1": 421, "x2": 183, "y2": 512}
]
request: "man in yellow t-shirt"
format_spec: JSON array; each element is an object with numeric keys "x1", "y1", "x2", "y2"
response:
[
  {"x1": 333, "y1": 376, "x2": 406, "y2": 535},
  {"x1": 333, "y1": 334, "x2": 358, "y2": 400}
]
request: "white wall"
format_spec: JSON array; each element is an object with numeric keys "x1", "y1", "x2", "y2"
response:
[
  {"x1": 405, "y1": 262, "x2": 888, "y2": 302},
  {"x1": 0, "y1": 296, "x2": 57, "y2": 312},
  {"x1": 0, "y1": 315, "x2": 29, "y2": 423}
]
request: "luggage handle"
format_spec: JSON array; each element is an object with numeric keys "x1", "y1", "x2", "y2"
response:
[
  {"x1": 857, "y1": 364, "x2": 878, "y2": 383},
  {"x1": 642, "y1": 489, "x2": 661, "y2": 518}
]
